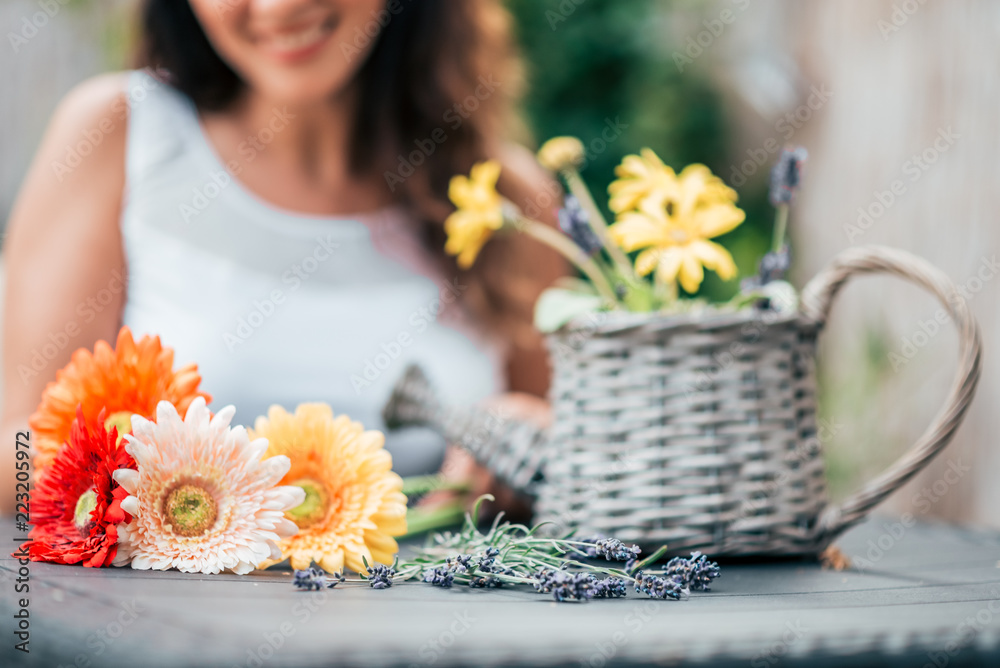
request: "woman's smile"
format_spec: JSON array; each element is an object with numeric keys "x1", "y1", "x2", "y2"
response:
[{"x1": 254, "y1": 15, "x2": 339, "y2": 64}]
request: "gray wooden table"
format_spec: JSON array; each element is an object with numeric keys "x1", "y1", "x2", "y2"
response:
[{"x1": 3, "y1": 516, "x2": 1000, "y2": 667}]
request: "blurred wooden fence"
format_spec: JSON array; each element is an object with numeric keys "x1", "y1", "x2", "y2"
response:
[{"x1": 704, "y1": 0, "x2": 1000, "y2": 528}]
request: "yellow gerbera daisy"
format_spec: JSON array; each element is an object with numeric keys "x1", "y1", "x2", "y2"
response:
[
  {"x1": 444, "y1": 160, "x2": 505, "y2": 269},
  {"x1": 609, "y1": 163, "x2": 745, "y2": 294},
  {"x1": 251, "y1": 404, "x2": 407, "y2": 574}
]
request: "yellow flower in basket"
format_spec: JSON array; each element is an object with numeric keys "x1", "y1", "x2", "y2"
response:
[
  {"x1": 609, "y1": 155, "x2": 745, "y2": 294},
  {"x1": 444, "y1": 159, "x2": 505, "y2": 269}
]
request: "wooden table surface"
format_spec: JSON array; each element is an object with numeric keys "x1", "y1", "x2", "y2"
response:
[{"x1": 3, "y1": 516, "x2": 1000, "y2": 668}]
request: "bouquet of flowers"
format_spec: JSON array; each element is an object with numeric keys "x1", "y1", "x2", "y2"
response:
[
  {"x1": 443, "y1": 137, "x2": 807, "y2": 331},
  {"x1": 16, "y1": 328, "x2": 407, "y2": 576}
]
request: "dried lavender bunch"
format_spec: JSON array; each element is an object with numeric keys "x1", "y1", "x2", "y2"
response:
[
  {"x1": 664, "y1": 552, "x2": 721, "y2": 591},
  {"x1": 393, "y1": 495, "x2": 721, "y2": 603},
  {"x1": 558, "y1": 195, "x2": 603, "y2": 256},
  {"x1": 293, "y1": 566, "x2": 346, "y2": 590},
  {"x1": 633, "y1": 571, "x2": 690, "y2": 601}
]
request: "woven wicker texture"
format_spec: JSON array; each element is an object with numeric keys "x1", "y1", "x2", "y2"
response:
[{"x1": 383, "y1": 246, "x2": 982, "y2": 556}]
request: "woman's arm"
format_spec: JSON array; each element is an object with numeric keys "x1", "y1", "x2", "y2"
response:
[{"x1": 1, "y1": 73, "x2": 129, "y2": 514}]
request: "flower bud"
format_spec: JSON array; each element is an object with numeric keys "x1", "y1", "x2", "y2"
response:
[
  {"x1": 537, "y1": 136, "x2": 586, "y2": 172},
  {"x1": 769, "y1": 146, "x2": 808, "y2": 206}
]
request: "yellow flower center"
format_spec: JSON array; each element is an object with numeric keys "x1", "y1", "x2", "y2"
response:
[
  {"x1": 104, "y1": 411, "x2": 133, "y2": 443},
  {"x1": 164, "y1": 484, "x2": 218, "y2": 537},
  {"x1": 286, "y1": 478, "x2": 329, "y2": 529},
  {"x1": 73, "y1": 489, "x2": 98, "y2": 534}
]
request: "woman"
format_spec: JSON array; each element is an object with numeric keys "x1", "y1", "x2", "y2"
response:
[{"x1": 1, "y1": 0, "x2": 563, "y2": 513}]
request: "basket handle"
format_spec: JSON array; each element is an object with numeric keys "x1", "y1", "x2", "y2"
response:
[{"x1": 798, "y1": 245, "x2": 983, "y2": 545}]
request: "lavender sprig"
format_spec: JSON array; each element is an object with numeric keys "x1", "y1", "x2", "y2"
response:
[
  {"x1": 768, "y1": 146, "x2": 807, "y2": 257},
  {"x1": 365, "y1": 563, "x2": 396, "y2": 589},
  {"x1": 558, "y1": 195, "x2": 603, "y2": 256},
  {"x1": 633, "y1": 571, "x2": 690, "y2": 601},
  {"x1": 593, "y1": 538, "x2": 642, "y2": 562},
  {"x1": 769, "y1": 147, "x2": 808, "y2": 207},
  {"x1": 664, "y1": 552, "x2": 721, "y2": 591},
  {"x1": 293, "y1": 566, "x2": 346, "y2": 590}
]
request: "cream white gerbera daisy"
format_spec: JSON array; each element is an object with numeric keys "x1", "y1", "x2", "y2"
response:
[{"x1": 112, "y1": 398, "x2": 305, "y2": 574}]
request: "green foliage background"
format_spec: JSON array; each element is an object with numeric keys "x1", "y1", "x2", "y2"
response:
[{"x1": 506, "y1": 0, "x2": 773, "y2": 300}]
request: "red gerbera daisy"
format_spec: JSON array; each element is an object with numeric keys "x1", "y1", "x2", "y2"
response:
[{"x1": 20, "y1": 407, "x2": 136, "y2": 567}]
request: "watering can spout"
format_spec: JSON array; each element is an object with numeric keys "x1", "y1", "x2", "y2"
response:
[{"x1": 382, "y1": 364, "x2": 549, "y2": 495}]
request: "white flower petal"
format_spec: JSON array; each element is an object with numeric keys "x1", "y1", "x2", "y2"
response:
[
  {"x1": 113, "y1": 470, "x2": 140, "y2": 494},
  {"x1": 120, "y1": 495, "x2": 140, "y2": 517}
]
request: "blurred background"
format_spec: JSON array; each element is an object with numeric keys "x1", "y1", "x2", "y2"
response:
[{"x1": 2, "y1": 0, "x2": 998, "y2": 527}]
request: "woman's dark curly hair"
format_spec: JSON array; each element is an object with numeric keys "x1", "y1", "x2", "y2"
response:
[{"x1": 134, "y1": 1, "x2": 553, "y2": 343}]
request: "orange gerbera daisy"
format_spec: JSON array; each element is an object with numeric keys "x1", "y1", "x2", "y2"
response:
[
  {"x1": 251, "y1": 404, "x2": 408, "y2": 574},
  {"x1": 30, "y1": 327, "x2": 210, "y2": 480}
]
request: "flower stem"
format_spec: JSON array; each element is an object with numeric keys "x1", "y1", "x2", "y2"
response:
[
  {"x1": 562, "y1": 168, "x2": 638, "y2": 282},
  {"x1": 401, "y1": 474, "x2": 470, "y2": 497},
  {"x1": 517, "y1": 217, "x2": 619, "y2": 305},
  {"x1": 404, "y1": 501, "x2": 466, "y2": 538},
  {"x1": 772, "y1": 204, "x2": 789, "y2": 253}
]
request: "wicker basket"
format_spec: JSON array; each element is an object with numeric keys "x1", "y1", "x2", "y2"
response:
[{"x1": 384, "y1": 246, "x2": 982, "y2": 556}]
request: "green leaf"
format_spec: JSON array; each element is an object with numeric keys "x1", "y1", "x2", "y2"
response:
[{"x1": 534, "y1": 287, "x2": 604, "y2": 333}]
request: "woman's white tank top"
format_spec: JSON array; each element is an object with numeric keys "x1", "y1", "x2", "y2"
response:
[{"x1": 120, "y1": 70, "x2": 503, "y2": 475}]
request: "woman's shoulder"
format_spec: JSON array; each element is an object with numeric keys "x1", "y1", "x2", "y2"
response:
[
  {"x1": 50, "y1": 71, "x2": 132, "y2": 136},
  {"x1": 41, "y1": 72, "x2": 132, "y2": 182}
]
